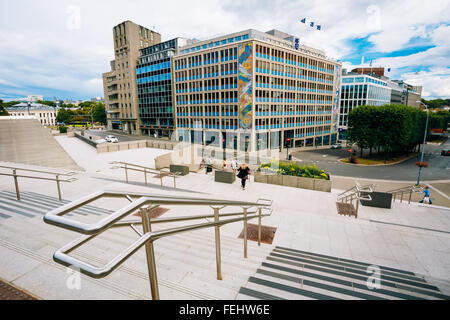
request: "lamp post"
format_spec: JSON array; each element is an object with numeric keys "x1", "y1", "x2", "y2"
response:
[{"x1": 416, "y1": 101, "x2": 429, "y2": 186}]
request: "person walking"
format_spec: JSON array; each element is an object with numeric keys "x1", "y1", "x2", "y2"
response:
[
  {"x1": 419, "y1": 186, "x2": 432, "y2": 204},
  {"x1": 222, "y1": 159, "x2": 227, "y2": 170},
  {"x1": 237, "y1": 163, "x2": 250, "y2": 190},
  {"x1": 231, "y1": 158, "x2": 238, "y2": 174}
]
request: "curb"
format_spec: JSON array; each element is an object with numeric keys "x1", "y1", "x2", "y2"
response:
[{"x1": 337, "y1": 153, "x2": 419, "y2": 167}]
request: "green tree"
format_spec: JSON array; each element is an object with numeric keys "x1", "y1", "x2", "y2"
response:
[
  {"x1": 0, "y1": 99, "x2": 9, "y2": 116},
  {"x1": 347, "y1": 105, "x2": 373, "y2": 157},
  {"x1": 37, "y1": 100, "x2": 56, "y2": 107},
  {"x1": 56, "y1": 108, "x2": 72, "y2": 124},
  {"x1": 92, "y1": 103, "x2": 106, "y2": 124}
]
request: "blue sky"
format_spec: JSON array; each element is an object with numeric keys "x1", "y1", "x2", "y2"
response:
[{"x1": 0, "y1": 0, "x2": 449, "y2": 101}]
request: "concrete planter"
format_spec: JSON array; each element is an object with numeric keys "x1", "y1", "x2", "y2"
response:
[
  {"x1": 170, "y1": 164, "x2": 189, "y2": 176},
  {"x1": 254, "y1": 171, "x2": 331, "y2": 193},
  {"x1": 215, "y1": 170, "x2": 236, "y2": 184}
]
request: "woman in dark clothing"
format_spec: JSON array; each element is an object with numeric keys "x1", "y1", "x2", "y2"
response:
[{"x1": 237, "y1": 163, "x2": 250, "y2": 190}]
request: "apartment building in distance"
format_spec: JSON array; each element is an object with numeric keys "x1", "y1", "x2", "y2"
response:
[
  {"x1": 6, "y1": 102, "x2": 57, "y2": 126},
  {"x1": 103, "y1": 21, "x2": 161, "y2": 134},
  {"x1": 173, "y1": 29, "x2": 342, "y2": 153}
]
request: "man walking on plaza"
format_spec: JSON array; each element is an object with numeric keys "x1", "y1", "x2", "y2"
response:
[{"x1": 419, "y1": 186, "x2": 432, "y2": 205}]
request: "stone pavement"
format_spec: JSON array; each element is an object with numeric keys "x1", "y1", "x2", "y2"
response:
[{"x1": 0, "y1": 135, "x2": 449, "y2": 299}]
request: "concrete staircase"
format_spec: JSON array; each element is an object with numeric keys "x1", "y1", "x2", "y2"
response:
[
  {"x1": 237, "y1": 246, "x2": 450, "y2": 300},
  {"x1": 0, "y1": 200, "x2": 273, "y2": 300},
  {"x1": 0, "y1": 118, "x2": 80, "y2": 170}
]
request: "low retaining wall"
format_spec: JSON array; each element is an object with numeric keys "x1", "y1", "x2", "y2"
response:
[
  {"x1": 96, "y1": 139, "x2": 175, "y2": 153},
  {"x1": 254, "y1": 171, "x2": 332, "y2": 192},
  {"x1": 74, "y1": 132, "x2": 97, "y2": 148}
]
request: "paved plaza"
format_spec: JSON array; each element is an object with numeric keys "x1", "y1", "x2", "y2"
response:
[{"x1": 0, "y1": 134, "x2": 449, "y2": 300}]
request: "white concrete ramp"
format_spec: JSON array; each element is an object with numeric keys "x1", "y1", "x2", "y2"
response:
[{"x1": 0, "y1": 117, "x2": 80, "y2": 170}]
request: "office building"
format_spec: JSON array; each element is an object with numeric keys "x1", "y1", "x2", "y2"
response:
[
  {"x1": 103, "y1": 20, "x2": 161, "y2": 134},
  {"x1": 27, "y1": 95, "x2": 44, "y2": 102},
  {"x1": 173, "y1": 29, "x2": 342, "y2": 153},
  {"x1": 136, "y1": 38, "x2": 193, "y2": 138},
  {"x1": 339, "y1": 73, "x2": 391, "y2": 135},
  {"x1": 390, "y1": 80, "x2": 422, "y2": 107}
]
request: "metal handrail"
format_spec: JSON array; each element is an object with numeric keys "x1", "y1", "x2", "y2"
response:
[
  {"x1": 43, "y1": 190, "x2": 273, "y2": 300},
  {"x1": 387, "y1": 185, "x2": 424, "y2": 204},
  {"x1": 337, "y1": 183, "x2": 375, "y2": 218},
  {"x1": 0, "y1": 165, "x2": 78, "y2": 200},
  {"x1": 110, "y1": 161, "x2": 180, "y2": 188}
]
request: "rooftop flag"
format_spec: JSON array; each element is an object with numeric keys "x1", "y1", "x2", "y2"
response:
[
  {"x1": 310, "y1": 22, "x2": 314, "y2": 27},
  {"x1": 301, "y1": 18, "x2": 306, "y2": 23},
  {"x1": 317, "y1": 25, "x2": 321, "y2": 30}
]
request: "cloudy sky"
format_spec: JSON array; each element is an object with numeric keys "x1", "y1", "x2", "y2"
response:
[{"x1": 0, "y1": 0, "x2": 449, "y2": 101}]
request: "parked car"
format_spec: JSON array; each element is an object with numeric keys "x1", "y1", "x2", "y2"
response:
[
  {"x1": 441, "y1": 149, "x2": 450, "y2": 156},
  {"x1": 105, "y1": 135, "x2": 118, "y2": 143},
  {"x1": 331, "y1": 143, "x2": 342, "y2": 149}
]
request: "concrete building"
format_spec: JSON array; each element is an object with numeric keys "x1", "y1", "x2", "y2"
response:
[
  {"x1": 173, "y1": 29, "x2": 342, "y2": 153},
  {"x1": 338, "y1": 73, "x2": 391, "y2": 135},
  {"x1": 391, "y1": 80, "x2": 422, "y2": 107},
  {"x1": 6, "y1": 102, "x2": 58, "y2": 126},
  {"x1": 103, "y1": 20, "x2": 161, "y2": 135}
]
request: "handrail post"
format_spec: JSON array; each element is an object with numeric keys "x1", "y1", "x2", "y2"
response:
[
  {"x1": 213, "y1": 207, "x2": 222, "y2": 280},
  {"x1": 12, "y1": 169, "x2": 20, "y2": 200},
  {"x1": 258, "y1": 207, "x2": 262, "y2": 246},
  {"x1": 355, "y1": 193, "x2": 359, "y2": 219},
  {"x1": 56, "y1": 174, "x2": 62, "y2": 201},
  {"x1": 140, "y1": 207, "x2": 160, "y2": 300},
  {"x1": 144, "y1": 168, "x2": 147, "y2": 185},
  {"x1": 409, "y1": 189, "x2": 412, "y2": 204},
  {"x1": 243, "y1": 207, "x2": 248, "y2": 258},
  {"x1": 159, "y1": 170, "x2": 163, "y2": 186},
  {"x1": 173, "y1": 174, "x2": 176, "y2": 188},
  {"x1": 125, "y1": 163, "x2": 128, "y2": 183},
  {"x1": 400, "y1": 192, "x2": 403, "y2": 203}
]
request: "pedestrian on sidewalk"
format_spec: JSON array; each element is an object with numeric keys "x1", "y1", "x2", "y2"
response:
[
  {"x1": 237, "y1": 163, "x2": 250, "y2": 190},
  {"x1": 222, "y1": 159, "x2": 227, "y2": 170},
  {"x1": 206, "y1": 157, "x2": 213, "y2": 174},
  {"x1": 231, "y1": 158, "x2": 238, "y2": 174},
  {"x1": 419, "y1": 186, "x2": 432, "y2": 205}
]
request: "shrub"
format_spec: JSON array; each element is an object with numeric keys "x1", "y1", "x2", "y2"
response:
[
  {"x1": 258, "y1": 160, "x2": 329, "y2": 180},
  {"x1": 59, "y1": 126, "x2": 68, "y2": 133}
]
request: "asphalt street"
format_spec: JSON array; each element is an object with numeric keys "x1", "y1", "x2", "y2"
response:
[{"x1": 292, "y1": 138, "x2": 450, "y2": 182}]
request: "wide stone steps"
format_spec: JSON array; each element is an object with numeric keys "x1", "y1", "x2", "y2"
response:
[
  {"x1": 0, "y1": 206, "x2": 273, "y2": 300},
  {"x1": 237, "y1": 246, "x2": 450, "y2": 300},
  {"x1": 0, "y1": 190, "x2": 113, "y2": 219}
]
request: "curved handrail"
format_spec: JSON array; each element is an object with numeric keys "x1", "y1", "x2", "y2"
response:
[
  {"x1": 43, "y1": 190, "x2": 272, "y2": 235},
  {"x1": 52, "y1": 212, "x2": 272, "y2": 279}
]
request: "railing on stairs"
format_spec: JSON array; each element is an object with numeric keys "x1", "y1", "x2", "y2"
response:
[
  {"x1": 337, "y1": 183, "x2": 375, "y2": 218},
  {"x1": 0, "y1": 165, "x2": 78, "y2": 201},
  {"x1": 387, "y1": 185, "x2": 424, "y2": 204},
  {"x1": 43, "y1": 190, "x2": 273, "y2": 300},
  {"x1": 110, "y1": 161, "x2": 181, "y2": 188}
]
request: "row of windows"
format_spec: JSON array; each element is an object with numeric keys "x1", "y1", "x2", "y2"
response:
[{"x1": 180, "y1": 34, "x2": 249, "y2": 54}]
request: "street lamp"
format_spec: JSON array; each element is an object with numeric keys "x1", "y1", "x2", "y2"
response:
[{"x1": 416, "y1": 101, "x2": 429, "y2": 186}]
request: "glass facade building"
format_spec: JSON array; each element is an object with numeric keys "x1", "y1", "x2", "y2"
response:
[
  {"x1": 339, "y1": 74, "x2": 391, "y2": 132},
  {"x1": 136, "y1": 38, "x2": 178, "y2": 137}
]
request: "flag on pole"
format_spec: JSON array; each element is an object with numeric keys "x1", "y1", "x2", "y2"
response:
[
  {"x1": 387, "y1": 68, "x2": 391, "y2": 72},
  {"x1": 317, "y1": 25, "x2": 321, "y2": 30},
  {"x1": 310, "y1": 22, "x2": 314, "y2": 27},
  {"x1": 301, "y1": 18, "x2": 306, "y2": 23},
  {"x1": 370, "y1": 60, "x2": 373, "y2": 67},
  {"x1": 361, "y1": 56, "x2": 365, "y2": 66}
]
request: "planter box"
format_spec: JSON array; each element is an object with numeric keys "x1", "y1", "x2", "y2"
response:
[
  {"x1": 254, "y1": 171, "x2": 331, "y2": 193},
  {"x1": 215, "y1": 170, "x2": 236, "y2": 184},
  {"x1": 170, "y1": 164, "x2": 189, "y2": 176},
  {"x1": 360, "y1": 191, "x2": 392, "y2": 209}
]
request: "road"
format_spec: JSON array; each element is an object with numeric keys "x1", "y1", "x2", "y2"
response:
[
  {"x1": 85, "y1": 130, "x2": 162, "y2": 143},
  {"x1": 292, "y1": 138, "x2": 450, "y2": 182}
]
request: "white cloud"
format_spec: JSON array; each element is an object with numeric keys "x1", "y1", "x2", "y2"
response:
[{"x1": 0, "y1": 0, "x2": 449, "y2": 99}]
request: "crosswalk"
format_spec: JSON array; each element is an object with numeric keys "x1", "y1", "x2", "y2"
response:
[
  {"x1": 238, "y1": 246, "x2": 450, "y2": 300},
  {"x1": 0, "y1": 191, "x2": 113, "y2": 220}
]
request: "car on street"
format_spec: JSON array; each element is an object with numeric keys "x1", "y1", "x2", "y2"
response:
[
  {"x1": 331, "y1": 143, "x2": 342, "y2": 149},
  {"x1": 441, "y1": 149, "x2": 450, "y2": 156},
  {"x1": 105, "y1": 135, "x2": 119, "y2": 143}
]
